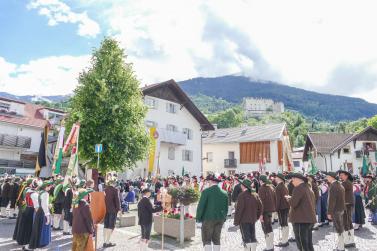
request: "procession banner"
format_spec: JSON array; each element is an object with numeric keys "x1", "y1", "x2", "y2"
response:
[
  {"x1": 63, "y1": 124, "x2": 79, "y2": 153},
  {"x1": 52, "y1": 126, "x2": 65, "y2": 175},
  {"x1": 35, "y1": 125, "x2": 49, "y2": 176},
  {"x1": 148, "y1": 127, "x2": 158, "y2": 175},
  {"x1": 63, "y1": 123, "x2": 80, "y2": 186}
]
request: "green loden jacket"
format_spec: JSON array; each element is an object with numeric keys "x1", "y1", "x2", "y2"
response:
[{"x1": 196, "y1": 184, "x2": 228, "y2": 223}]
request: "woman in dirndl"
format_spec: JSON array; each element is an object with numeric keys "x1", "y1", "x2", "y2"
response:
[
  {"x1": 28, "y1": 180, "x2": 53, "y2": 250},
  {"x1": 15, "y1": 179, "x2": 37, "y2": 250},
  {"x1": 353, "y1": 181, "x2": 365, "y2": 230}
]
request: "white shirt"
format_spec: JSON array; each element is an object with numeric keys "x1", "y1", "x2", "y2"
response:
[
  {"x1": 30, "y1": 192, "x2": 40, "y2": 208},
  {"x1": 40, "y1": 191, "x2": 50, "y2": 216}
]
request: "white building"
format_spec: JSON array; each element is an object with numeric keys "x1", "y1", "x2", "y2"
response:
[
  {"x1": 202, "y1": 123, "x2": 293, "y2": 176},
  {"x1": 292, "y1": 147, "x2": 308, "y2": 172},
  {"x1": 243, "y1": 97, "x2": 284, "y2": 118},
  {"x1": 0, "y1": 97, "x2": 65, "y2": 176},
  {"x1": 123, "y1": 80, "x2": 214, "y2": 178},
  {"x1": 303, "y1": 127, "x2": 377, "y2": 175}
]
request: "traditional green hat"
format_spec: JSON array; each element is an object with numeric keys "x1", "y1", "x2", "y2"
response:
[
  {"x1": 324, "y1": 171, "x2": 337, "y2": 179},
  {"x1": 73, "y1": 188, "x2": 94, "y2": 206},
  {"x1": 288, "y1": 172, "x2": 308, "y2": 183},
  {"x1": 260, "y1": 175, "x2": 269, "y2": 183},
  {"x1": 53, "y1": 183, "x2": 63, "y2": 198},
  {"x1": 54, "y1": 177, "x2": 64, "y2": 185},
  {"x1": 62, "y1": 184, "x2": 71, "y2": 193},
  {"x1": 276, "y1": 173, "x2": 286, "y2": 181},
  {"x1": 39, "y1": 180, "x2": 54, "y2": 190},
  {"x1": 239, "y1": 178, "x2": 253, "y2": 191}
]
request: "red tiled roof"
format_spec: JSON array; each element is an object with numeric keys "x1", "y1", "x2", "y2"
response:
[{"x1": 0, "y1": 102, "x2": 48, "y2": 128}]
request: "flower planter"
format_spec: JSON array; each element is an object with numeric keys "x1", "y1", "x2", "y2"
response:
[{"x1": 153, "y1": 215, "x2": 196, "y2": 240}]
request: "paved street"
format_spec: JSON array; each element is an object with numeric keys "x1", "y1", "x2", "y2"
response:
[{"x1": 1, "y1": 210, "x2": 377, "y2": 251}]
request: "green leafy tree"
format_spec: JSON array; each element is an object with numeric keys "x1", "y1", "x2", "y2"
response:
[
  {"x1": 368, "y1": 115, "x2": 377, "y2": 129},
  {"x1": 66, "y1": 38, "x2": 149, "y2": 173},
  {"x1": 208, "y1": 107, "x2": 244, "y2": 128}
]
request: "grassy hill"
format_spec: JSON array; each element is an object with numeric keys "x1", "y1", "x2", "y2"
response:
[{"x1": 179, "y1": 75, "x2": 377, "y2": 121}]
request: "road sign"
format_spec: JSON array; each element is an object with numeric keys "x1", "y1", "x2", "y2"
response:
[{"x1": 95, "y1": 144, "x2": 103, "y2": 153}]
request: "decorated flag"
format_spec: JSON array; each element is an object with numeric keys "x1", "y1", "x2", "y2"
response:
[
  {"x1": 35, "y1": 125, "x2": 49, "y2": 176},
  {"x1": 147, "y1": 127, "x2": 158, "y2": 175},
  {"x1": 308, "y1": 152, "x2": 318, "y2": 175},
  {"x1": 362, "y1": 155, "x2": 369, "y2": 177},
  {"x1": 63, "y1": 123, "x2": 80, "y2": 186},
  {"x1": 63, "y1": 124, "x2": 79, "y2": 153},
  {"x1": 52, "y1": 126, "x2": 65, "y2": 175}
]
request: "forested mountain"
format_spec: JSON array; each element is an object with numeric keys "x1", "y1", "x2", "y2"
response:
[{"x1": 179, "y1": 75, "x2": 377, "y2": 121}]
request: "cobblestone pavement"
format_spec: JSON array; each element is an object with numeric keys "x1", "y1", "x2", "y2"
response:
[{"x1": 1, "y1": 212, "x2": 377, "y2": 251}]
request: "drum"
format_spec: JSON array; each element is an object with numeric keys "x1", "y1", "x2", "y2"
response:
[{"x1": 90, "y1": 191, "x2": 106, "y2": 224}]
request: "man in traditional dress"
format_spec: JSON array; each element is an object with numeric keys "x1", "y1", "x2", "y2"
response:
[
  {"x1": 274, "y1": 173, "x2": 290, "y2": 248},
  {"x1": 326, "y1": 172, "x2": 346, "y2": 251},
  {"x1": 196, "y1": 174, "x2": 228, "y2": 251},
  {"x1": 63, "y1": 183, "x2": 73, "y2": 235},
  {"x1": 0, "y1": 176, "x2": 11, "y2": 217},
  {"x1": 258, "y1": 175, "x2": 276, "y2": 251},
  {"x1": 103, "y1": 176, "x2": 120, "y2": 248},
  {"x1": 365, "y1": 174, "x2": 377, "y2": 225},
  {"x1": 234, "y1": 178, "x2": 262, "y2": 251},
  {"x1": 137, "y1": 188, "x2": 163, "y2": 251},
  {"x1": 338, "y1": 170, "x2": 355, "y2": 248},
  {"x1": 287, "y1": 173, "x2": 316, "y2": 251},
  {"x1": 307, "y1": 175, "x2": 320, "y2": 230},
  {"x1": 9, "y1": 177, "x2": 20, "y2": 219},
  {"x1": 52, "y1": 177, "x2": 65, "y2": 230},
  {"x1": 72, "y1": 188, "x2": 94, "y2": 251}
]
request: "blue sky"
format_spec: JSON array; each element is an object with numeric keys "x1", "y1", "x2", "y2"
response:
[
  {"x1": 0, "y1": 0, "x2": 377, "y2": 104},
  {"x1": 0, "y1": 1, "x2": 101, "y2": 63}
]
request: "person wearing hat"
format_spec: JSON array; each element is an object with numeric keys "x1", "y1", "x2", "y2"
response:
[
  {"x1": 274, "y1": 173, "x2": 290, "y2": 247},
  {"x1": 29, "y1": 179, "x2": 54, "y2": 250},
  {"x1": 196, "y1": 174, "x2": 228, "y2": 251},
  {"x1": 365, "y1": 174, "x2": 377, "y2": 225},
  {"x1": 52, "y1": 177, "x2": 65, "y2": 230},
  {"x1": 306, "y1": 175, "x2": 320, "y2": 230},
  {"x1": 326, "y1": 171, "x2": 346, "y2": 251},
  {"x1": 258, "y1": 175, "x2": 276, "y2": 251},
  {"x1": 137, "y1": 188, "x2": 163, "y2": 251},
  {"x1": 72, "y1": 188, "x2": 94, "y2": 251},
  {"x1": 9, "y1": 177, "x2": 20, "y2": 219},
  {"x1": 103, "y1": 176, "x2": 120, "y2": 248},
  {"x1": 234, "y1": 179, "x2": 262, "y2": 251},
  {"x1": 352, "y1": 179, "x2": 365, "y2": 230},
  {"x1": 287, "y1": 172, "x2": 316, "y2": 251},
  {"x1": 338, "y1": 170, "x2": 355, "y2": 248},
  {"x1": 15, "y1": 178, "x2": 36, "y2": 250},
  {"x1": 0, "y1": 176, "x2": 11, "y2": 218},
  {"x1": 63, "y1": 183, "x2": 74, "y2": 235}
]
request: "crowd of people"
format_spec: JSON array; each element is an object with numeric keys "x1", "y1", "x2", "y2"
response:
[{"x1": 0, "y1": 169, "x2": 376, "y2": 251}]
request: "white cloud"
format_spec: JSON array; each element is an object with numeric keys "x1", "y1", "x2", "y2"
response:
[
  {"x1": 28, "y1": 0, "x2": 100, "y2": 37},
  {"x1": 96, "y1": 0, "x2": 377, "y2": 103},
  {"x1": 0, "y1": 55, "x2": 90, "y2": 95}
]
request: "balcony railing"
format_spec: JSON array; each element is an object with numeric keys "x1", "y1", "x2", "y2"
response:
[
  {"x1": 0, "y1": 134, "x2": 32, "y2": 149},
  {"x1": 224, "y1": 159, "x2": 237, "y2": 168},
  {"x1": 0, "y1": 159, "x2": 35, "y2": 169},
  {"x1": 158, "y1": 128, "x2": 187, "y2": 145}
]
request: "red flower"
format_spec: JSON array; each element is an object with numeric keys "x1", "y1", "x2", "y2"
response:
[
  {"x1": 163, "y1": 209, "x2": 168, "y2": 213},
  {"x1": 185, "y1": 213, "x2": 190, "y2": 217},
  {"x1": 189, "y1": 216, "x2": 193, "y2": 219}
]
